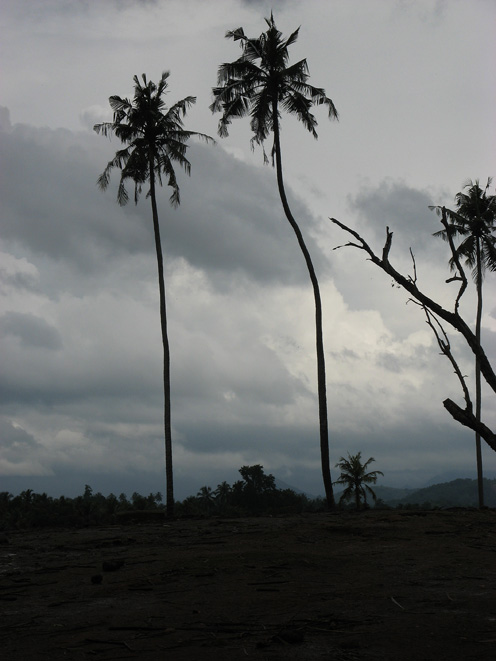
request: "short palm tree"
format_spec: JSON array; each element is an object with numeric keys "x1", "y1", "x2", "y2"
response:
[
  {"x1": 214, "y1": 481, "x2": 232, "y2": 509},
  {"x1": 334, "y1": 452, "x2": 383, "y2": 510},
  {"x1": 94, "y1": 72, "x2": 213, "y2": 518},
  {"x1": 433, "y1": 179, "x2": 496, "y2": 507},
  {"x1": 211, "y1": 14, "x2": 339, "y2": 508},
  {"x1": 197, "y1": 485, "x2": 215, "y2": 513}
]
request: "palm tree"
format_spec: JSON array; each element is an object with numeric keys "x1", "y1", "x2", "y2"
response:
[
  {"x1": 433, "y1": 179, "x2": 496, "y2": 508},
  {"x1": 210, "y1": 14, "x2": 339, "y2": 508},
  {"x1": 214, "y1": 481, "x2": 232, "y2": 510},
  {"x1": 94, "y1": 72, "x2": 214, "y2": 518},
  {"x1": 197, "y1": 485, "x2": 215, "y2": 513},
  {"x1": 334, "y1": 452, "x2": 383, "y2": 510}
]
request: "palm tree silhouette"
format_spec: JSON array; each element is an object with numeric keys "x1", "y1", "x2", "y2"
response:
[
  {"x1": 197, "y1": 485, "x2": 215, "y2": 513},
  {"x1": 94, "y1": 72, "x2": 214, "y2": 517},
  {"x1": 433, "y1": 179, "x2": 496, "y2": 507},
  {"x1": 334, "y1": 452, "x2": 383, "y2": 510},
  {"x1": 214, "y1": 481, "x2": 232, "y2": 510},
  {"x1": 211, "y1": 14, "x2": 339, "y2": 508}
]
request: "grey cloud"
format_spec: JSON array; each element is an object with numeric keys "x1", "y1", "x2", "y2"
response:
[
  {"x1": 0, "y1": 312, "x2": 63, "y2": 351},
  {"x1": 0, "y1": 106, "x2": 11, "y2": 131},
  {"x1": 0, "y1": 122, "x2": 150, "y2": 274},
  {"x1": 0, "y1": 417, "x2": 40, "y2": 452},
  {"x1": 0, "y1": 417, "x2": 51, "y2": 477},
  {"x1": 136, "y1": 142, "x2": 329, "y2": 288},
  {"x1": 0, "y1": 267, "x2": 40, "y2": 295},
  {"x1": 79, "y1": 105, "x2": 111, "y2": 131},
  {"x1": 348, "y1": 180, "x2": 443, "y2": 254},
  {"x1": 0, "y1": 113, "x2": 327, "y2": 295},
  {"x1": 178, "y1": 421, "x2": 318, "y2": 457},
  {"x1": 375, "y1": 345, "x2": 432, "y2": 373}
]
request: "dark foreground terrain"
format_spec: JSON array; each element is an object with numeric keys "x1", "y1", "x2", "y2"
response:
[{"x1": 1, "y1": 509, "x2": 495, "y2": 660}]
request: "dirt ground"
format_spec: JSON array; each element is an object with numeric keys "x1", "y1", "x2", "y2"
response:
[{"x1": 1, "y1": 509, "x2": 495, "y2": 660}]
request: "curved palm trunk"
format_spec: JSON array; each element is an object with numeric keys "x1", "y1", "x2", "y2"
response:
[
  {"x1": 475, "y1": 239, "x2": 484, "y2": 508},
  {"x1": 149, "y1": 159, "x2": 174, "y2": 518},
  {"x1": 272, "y1": 110, "x2": 335, "y2": 510}
]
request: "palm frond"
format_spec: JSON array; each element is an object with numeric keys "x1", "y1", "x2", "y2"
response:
[
  {"x1": 117, "y1": 178, "x2": 129, "y2": 206},
  {"x1": 285, "y1": 26, "x2": 301, "y2": 49},
  {"x1": 93, "y1": 122, "x2": 115, "y2": 138},
  {"x1": 226, "y1": 27, "x2": 245, "y2": 42}
]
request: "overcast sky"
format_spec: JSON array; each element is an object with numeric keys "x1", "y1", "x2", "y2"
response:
[{"x1": 1, "y1": 0, "x2": 495, "y2": 501}]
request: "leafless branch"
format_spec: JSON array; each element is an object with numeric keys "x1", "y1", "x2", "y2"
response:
[
  {"x1": 419, "y1": 304, "x2": 472, "y2": 413},
  {"x1": 443, "y1": 399, "x2": 496, "y2": 451},
  {"x1": 331, "y1": 216, "x2": 496, "y2": 447},
  {"x1": 409, "y1": 249, "x2": 417, "y2": 285},
  {"x1": 330, "y1": 217, "x2": 496, "y2": 395}
]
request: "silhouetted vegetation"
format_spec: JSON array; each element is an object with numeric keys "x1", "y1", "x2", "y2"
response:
[
  {"x1": 0, "y1": 466, "x2": 326, "y2": 531},
  {"x1": 334, "y1": 452, "x2": 383, "y2": 510},
  {"x1": 177, "y1": 465, "x2": 323, "y2": 517},
  {"x1": 2, "y1": 471, "x2": 495, "y2": 531},
  {"x1": 0, "y1": 485, "x2": 164, "y2": 531}
]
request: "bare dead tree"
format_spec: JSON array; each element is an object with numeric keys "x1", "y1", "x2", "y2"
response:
[{"x1": 331, "y1": 216, "x2": 496, "y2": 452}]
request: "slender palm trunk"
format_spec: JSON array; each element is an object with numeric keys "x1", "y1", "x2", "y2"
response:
[
  {"x1": 355, "y1": 485, "x2": 360, "y2": 510},
  {"x1": 475, "y1": 239, "x2": 484, "y2": 508},
  {"x1": 272, "y1": 108, "x2": 334, "y2": 509},
  {"x1": 149, "y1": 157, "x2": 174, "y2": 518}
]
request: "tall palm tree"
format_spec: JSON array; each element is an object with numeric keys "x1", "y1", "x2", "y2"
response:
[
  {"x1": 334, "y1": 452, "x2": 383, "y2": 510},
  {"x1": 210, "y1": 14, "x2": 339, "y2": 508},
  {"x1": 433, "y1": 179, "x2": 496, "y2": 508},
  {"x1": 94, "y1": 72, "x2": 213, "y2": 518}
]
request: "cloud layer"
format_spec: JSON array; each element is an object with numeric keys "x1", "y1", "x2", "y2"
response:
[{"x1": 1, "y1": 0, "x2": 495, "y2": 499}]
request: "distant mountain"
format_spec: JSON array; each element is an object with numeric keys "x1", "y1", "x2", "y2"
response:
[
  {"x1": 372, "y1": 485, "x2": 416, "y2": 502},
  {"x1": 377, "y1": 478, "x2": 496, "y2": 508},
  {"x1": 274, "y1": 477, "x2": 496, "y2": 508},
  {"x1": 423, "y1": 470, "x2": 496, "y2": 487}
]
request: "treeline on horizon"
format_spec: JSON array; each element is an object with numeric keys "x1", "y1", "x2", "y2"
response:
[
  {"x1": 0, "y1": 465, "x2": 326, "y2": 531},
  {"x1": 1, "y1": 471, "x2": 495, "y2": 531}
]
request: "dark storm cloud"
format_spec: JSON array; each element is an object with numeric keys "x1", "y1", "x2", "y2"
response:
[
  {"x1": 0, "y1": 120, "x2": 150, "y2": 273},
  {"x1": 166, "y1": 143, "x2": 328, "y2": 286},
  {"x1": 0, "y1": 338, "x2": 160, "y2": 409},
  {"x1": 0, "y1": 417, "x2": 40, "y2": 452},
  {"x1": 0, "y1": 266, "x2": 40, "y2": 295},
  {"x1": 0, "y1": 109, "x2": 326, "y2": 291},
  {"x1": 348, "y1": 180, "x2": 443, "y2": 254},
  {"x1": 0, "y1": 312, "x2": 63, "y2": 350},
  {"x1": 0, "y1": 417, "x2": 51, "y2": 476}
]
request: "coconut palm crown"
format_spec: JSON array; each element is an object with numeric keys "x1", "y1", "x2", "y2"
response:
[
  {"x1": 95, "y1": 72, "x2": 213, "y2": 206},
  {"x1": 211, "y1": 14, "x2": 338, "y2": 508},
  {"x1": 210, "y1": 12, "x2": 338, "y2": 160},
  {"x1": 334, "y1": 452, "x2": 383, "y2": 510},
  {"x1": 433, "y1": 178, "x2": 496, "y2": 283}
]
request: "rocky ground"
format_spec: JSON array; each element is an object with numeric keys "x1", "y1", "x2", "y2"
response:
[{"x1": 1, "y1": 509, "x2": 495, "y2": 660}]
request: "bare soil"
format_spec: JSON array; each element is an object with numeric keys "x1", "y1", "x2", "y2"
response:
[{"x1": 1, "y1": 509, "x2": 495, "y2": 660}]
